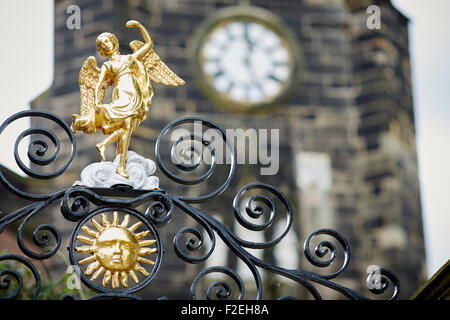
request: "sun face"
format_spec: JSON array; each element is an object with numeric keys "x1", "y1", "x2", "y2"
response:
[{"x1": 75, "y1": 212, "x2": 157, "y2": 289}]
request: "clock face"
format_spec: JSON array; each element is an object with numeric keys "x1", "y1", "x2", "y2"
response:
[{"x1": 191, "y1": 7, "x2": 301, "y2": 112}]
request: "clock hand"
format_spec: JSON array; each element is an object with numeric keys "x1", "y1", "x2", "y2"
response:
[
  {"x1": 243, "y1": 23, "x2": 254, "y2": 69},
  {"x1": 268, "y1": 74, "x2": 282, "y2": 83},
  {"x1": 243, "y1": 24, "x2": 255, "y2": 51}
]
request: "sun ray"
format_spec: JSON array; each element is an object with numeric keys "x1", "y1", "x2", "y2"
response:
[
  {"x1": 77, "y1": 235, "x2": 94, "y2": 244},
  {"x1": 139, "y1": 247, "x2": 157, "y2": 256},
  {"x1": 101, "y1": 213, "x2": 111, "y2": 227},
  {"x1": 129, "y1": 270, "x2": 139, "y2": 284},
  {"x1": 128, "y1": 221, "x2": 142, "y2": 233},
  {"x1": 85, "y1": 261, "x2": 101, "y2": 275},
  {"x1": 75, "y1": 245, "x2": 94, "y2": 254},
  {"x1": 134, "y1": 230, "x2": 151, "y2": 239},
  {"x1": 81, "y1": 225, "x2": 99, "y2": 238},
  {"x1": 91, "y1": 218, "x2": 104, "y2": 232},
  {"x1": 139, "y1": 239, "x2": 157, "y2": 247},
  {"x1": 91, "y1": 266, "x2": 105, "y2": 281},
  {"x1": 78, "y1": 255, "x2": 97, "y2": 264},
  {"x1": 120, "y1": 271, "x2": 128, "y2": 288},
  {"x1": 102, "y1": 270, "x2": 112, "y2": 287},
  {"x1": 112, "y1": 212, "x2": 119, "y2": 227},
  {"x1": 137, "y1": 257, "x2": 155, "y2": 265},
  {"x1": 134, "y1": 262, "x2": 150, "y2": 276},
  {"x1": 112, "y1": 271, "x2": 120, "y2": 288},
  {"x1": 120, "y1": 214, "x2": 130, "y2": 228}
]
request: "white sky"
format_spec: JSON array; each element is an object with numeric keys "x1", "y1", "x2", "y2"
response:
[
  {"x1": 393, "y1": 0, "x2": 450, "y2": 277},
  {"x1": 0, "y1": 0, "x2": 53, "y2": 175},
  {"x1": 0, "y1": 0, "x2": 448, "y2": 278}
]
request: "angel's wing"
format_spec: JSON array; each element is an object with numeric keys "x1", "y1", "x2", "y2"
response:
[
  {"x1": 78, "y1": 56, "x2": 112, "y2": 116},
  {"x1": 130, "y1": 40, "x2": 185, "y2": 86},
  {"x1": 73, "y1": 56, "x2": 113, "y2": 134}
]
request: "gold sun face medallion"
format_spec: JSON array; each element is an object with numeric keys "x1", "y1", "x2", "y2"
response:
[{"x1": 75, "y1": 211, "x2": 157, "y2": 289}]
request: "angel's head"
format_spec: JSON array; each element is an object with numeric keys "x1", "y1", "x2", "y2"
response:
[{"x1": 97, "y1": 32, "x2": 119, "y2": 57}]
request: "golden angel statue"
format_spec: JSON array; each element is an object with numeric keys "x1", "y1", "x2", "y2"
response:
[{"x1": 71, "y1": 20, "x2": 185, "y2": 178}]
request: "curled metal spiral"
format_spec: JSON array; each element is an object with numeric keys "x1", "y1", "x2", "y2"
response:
[
  {"x1": 18, "y1": 223, "x2": 61, "y2": 260},
  {"x1": 0, "y1": 254, "x2": 41, "y2": 300},
  {"x1": 173, "y1": 215, "x2": 216, "y2": 263},
  {"x1": 366, "y1": 267, "x2": 400, "y2": 300},
  {"x1": 143, "y1": 193, "x2": 174, "y2": 227},
  {"x1": 155, "y1": 116, "x2": 236, "y2": 203},
  {"x1": 232, "y1": 182, "x2": 293, "y2": 249},
  {"x1": 303, "y1": 228, "x2": 351, "y2": 280},
  {"x1": 190, "y1": 266, "x2": 245, "y2": 300},
  {"x1": 61, "y1": 188, "x2": 91, "y2": 222},
  {"x1": 0, "y1": 269, "x2": 22, "y2": 300},
  {"x1": 170, "y1": 133, "x2": 216, "y2": 182},
  {"x1": 0, "y1": 110, "x2": 76, "y2": 200}
]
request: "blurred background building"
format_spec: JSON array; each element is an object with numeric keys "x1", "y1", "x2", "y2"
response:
[{"x1": 1, "y1": 0, "x2": 427, "y2": 299}]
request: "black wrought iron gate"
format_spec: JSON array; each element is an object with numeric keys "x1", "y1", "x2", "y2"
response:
[{"x1": 0, "y1": 110, "x2": 399, "y2": 300}]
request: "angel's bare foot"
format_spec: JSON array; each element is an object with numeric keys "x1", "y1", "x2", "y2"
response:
[
  {"x1": 96, "y1": 143, "x2": 106, "y2": 161},
  {"x1": 116, "y1": 166, "x2": 129, "y2": 178}
]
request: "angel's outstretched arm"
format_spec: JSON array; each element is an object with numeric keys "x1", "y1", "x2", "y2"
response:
[{"x1": 126, "y1": 20, "x2": 153, "y2": 60}]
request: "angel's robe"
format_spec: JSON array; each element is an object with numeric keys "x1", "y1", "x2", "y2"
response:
[{"x1": 96, "y1": 54, "x2": 153, "y2": 134}]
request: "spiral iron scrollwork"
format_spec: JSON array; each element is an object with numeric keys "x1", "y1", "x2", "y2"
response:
[
  {"x1": 155, "y1": 116, "x2": 236, "y2": 203},
  {"x1": 303, "y1": 228, "x2": 350, "y2": 280},
  {"x1": 0, "y1": 111, "x2": 402, "y2": 300},
  {"x1": 0, "y1": 254, "x2": 41, "y2": 300},
  {"x1": 0, "y1": 110, "x2": 76, "y2": 200},
  {"x1": 18, "y1": 223, "x2": 61, "y2": 260},
  {"x1": 143, "y1": 193, "x2": 174, "y2": 226},
  {"x1": 232, "y1": 182, "x2": 293, "y2": 249},
  {"x1": 173, "y1": 222, "x2": 216, "y2": 264},
  {"x1": 190, "y1": 266, "x2": 245, "y2": 300},
  {"x1": 366, "y1": 267, "x2": 400, "y2": 300}
]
